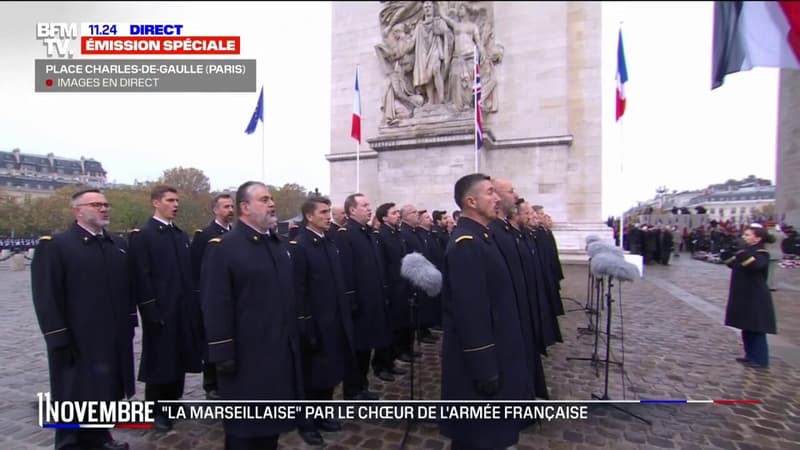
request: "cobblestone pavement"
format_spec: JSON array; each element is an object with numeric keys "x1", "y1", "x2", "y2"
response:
[{"x1": 1, "y1": 253, "x2": 799, "y2": 450}]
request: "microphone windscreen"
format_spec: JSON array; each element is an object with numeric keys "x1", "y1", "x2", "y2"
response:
[
  {"x1": 587, "y1": 241, "x2": 624, "y2": 258},
  {"x1": 590, "y1": 252, "x2": 640, "y2": 281},
  {"x1": 400, "y1": 252, "x2": 443, "y2": 297}
]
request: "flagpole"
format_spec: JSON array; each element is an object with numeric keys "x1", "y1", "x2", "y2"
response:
[
  {"x1": 474, "y1": 45, "x2": 479, "y2": 172},
  {"x1": 617, "y1": 22, "x2": 625, "y2": 249},
  {"x1": 355, "y1": 64, "x2": 361, "y2": 192},
  {"x1": 261, "y1": 113, "x2": 265, "y2": 181}
]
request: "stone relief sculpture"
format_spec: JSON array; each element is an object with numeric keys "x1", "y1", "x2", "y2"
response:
[{"x1": 376, "y1": 1, "x2": 504, "y2": 126}]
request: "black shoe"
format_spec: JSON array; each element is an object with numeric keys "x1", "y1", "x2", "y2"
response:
[
  {"x1": 98, "y1": 441, "x2": 129, "y2": 450},
  {"x1": 315, "y1": 418, "x2": 342, "y2": 432},
  {"x1": 205, "y1": 389, "x2": 221, "y2": 400},
  {"x1": 743, "y1": 361, "x2": 769, "y2": 369},
  {"x1": 421, "y1": 335, "x2": 438, "y2": 344},
  {"x1": 344, "y1": 390, "x2": 379, "y2": 401},
  {"x1": 376, "y1": 370, "x2": 396, "y2": 382},
  {"x1": 361, "y1": 389, "x2": 379, "y2": 400},
  {"x1": 153, "y1": 414, "x2": 172, "y2": 432},
  {"x1": 397, "y1": 353, "x2": 413, "y2": 363},
  {"x1": 389, "y1": 366, "x2": 407, "y2": 375},
  {"x1": 735, "y1": 357, "x2": 750, "y2": 364},
  {"x1": 299, "y1": 429, "x2": 324, "y2": 446}
]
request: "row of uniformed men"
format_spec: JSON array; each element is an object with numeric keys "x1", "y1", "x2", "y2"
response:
[{"x1": 31, "y1": 175, "x2": 565, "y2": 450}]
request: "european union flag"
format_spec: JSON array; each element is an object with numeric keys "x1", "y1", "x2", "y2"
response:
[{"x1": 244, "y1": 87, "x2": 263, "y2": 134}]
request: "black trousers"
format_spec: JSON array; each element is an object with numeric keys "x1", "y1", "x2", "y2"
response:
[
  {"x1": 145, "y1": 378, "x2": 185, "y2": 415},
  {"x1": 299, "y1": 387, "x2": 335, "y2": 432},
  {"x1": 55, "y1": 429, "x2": 111, "y2": 450},
  {"x1": 203, "y1": 361, "x2": 218, "y2": 392},
  {"x1": 224, "y1": 434, "x2": 278, "y2": 450}
]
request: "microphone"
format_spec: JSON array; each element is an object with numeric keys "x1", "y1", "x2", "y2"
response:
[
  {"x1": 587, "y1": 241, "x2": 625, "y2": 259},
  {"x1": 590, "y1": 252, "x2": 640, "y2": 282},
  {"x1": 585, "y1": 234, "x2": 602, "y2": 246},
  {"x1": 401, "y1": 252, "x2": 443, "y2": 297}
]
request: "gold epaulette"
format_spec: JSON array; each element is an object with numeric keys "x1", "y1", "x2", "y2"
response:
[
  {"x1": 130, "y1": 228, "x2": 141, "y2": 233},
  {"x1": 338, "y1": 227, "x2": 347, "y2": 232},
  {"x1": 757, "y1": 249, "x2": 770, "y2": 253},
  {"x1": 455, "y1": 235, "x2": 473, "y2": 243},
  {"x1": 39, "y1": 236, "x2": 52, "y2": 241},
  {"x1": 741, "y1": 256, "x2": 756, "y2": 266},
  {"x1": 209, "y1": 237, "x2": 222, "y2": 244},
  {"x1": 289, "y1": 240, "x2": 298, "y2": 245},
  {"x1": 194, "y1": 229, "x2": 203, "y2": 233},
  {"x1": 723, "y1": 256, "x2": 736, "y2": 265}
]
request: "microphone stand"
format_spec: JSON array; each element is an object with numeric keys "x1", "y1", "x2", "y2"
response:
[
  {"x1": 400, "y1": 291, "x2": 420, "y2": 450},
  {"x1": 591, "y1": 275, "x2": 650, "y2": 425}
]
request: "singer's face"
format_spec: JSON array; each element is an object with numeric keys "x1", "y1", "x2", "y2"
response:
[{"x1": 473, "y1": 180, "x2": 500, "y2": 220}]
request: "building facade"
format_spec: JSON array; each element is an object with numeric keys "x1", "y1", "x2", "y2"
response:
[{"x1": 0, "y1": 148, "x2": 107, "y2": 201}]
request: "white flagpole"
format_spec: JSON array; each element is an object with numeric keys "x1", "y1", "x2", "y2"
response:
[
  {"x1": 474, "y1": 45, "x2": 479, "y2": 172},
  {"x1": 617, "y1": 22, "x2": 625, "y2": 249},
  {"x1": 356, "y1": 64, "x2": 361, "y2": 192},
  {"x1": 261, "y1": 112, "x2": 265, "y2": 181}
]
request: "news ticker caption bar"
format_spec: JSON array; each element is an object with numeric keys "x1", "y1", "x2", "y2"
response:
[
  {"x1": 34, "y1": 59, "x2": 255, "y2": 92},
  {"x1": 39, "y1": 399, "x2": 762, "y2": 429}
]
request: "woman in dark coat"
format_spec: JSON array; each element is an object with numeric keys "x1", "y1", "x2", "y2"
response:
[{"x1": 723, "y1": 224, "x2": 777, "y2": 368}]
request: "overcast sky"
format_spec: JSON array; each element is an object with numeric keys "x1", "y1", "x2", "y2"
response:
[{"x1": 0, "y1": 2, "x2": 778, "y2": 220}]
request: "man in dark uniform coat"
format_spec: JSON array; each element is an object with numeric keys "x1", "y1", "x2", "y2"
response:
[
  {"x1": 375, "y1": 202, "x2": 410, "y2": 378},
  {"x1": 32, "y1": 189, "x2": 134, "y2": 450},
  {"x1": 201, "y1": 181, "x2": 303, "y2": 450},
  {"x1": 326, "y1": 206, "x2": 346, "y2": 240},
  {"x1": 128, "y1": 185, "x2": 203, "y2": 431},
  {"x1": 289, "y1": 196, "x2": 356, "y2": 445},
  {"x1": 190, "y1": 193, "x2": 234, "y2": 401},
  {"x1": 441, "y1": 174, "x2": 531, "y2": 450},
  {"x1": 489, "y1": 178, "x2": 547, "y2": 399},
  {"x1": 334, "y1": 194, "x2": 393, "y2": 400},
  {"x1": 418, "y1": 209, "x2": 444, "y2": 338}
]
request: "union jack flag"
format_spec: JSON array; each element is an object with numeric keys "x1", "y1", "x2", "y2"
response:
[{"x1": 474, "y1": 46, "x2": 483, "y2": 150}]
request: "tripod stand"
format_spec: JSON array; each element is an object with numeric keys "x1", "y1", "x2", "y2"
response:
[
  {"x1": 399, "y1": 292, "x2": 434, "y2": 450},
  {"x1": 591, "y1": 275, "x2": 650, "y2": 425},
  {"x1": 567, "y1": 275, "x2": 622, "y2": 376}
]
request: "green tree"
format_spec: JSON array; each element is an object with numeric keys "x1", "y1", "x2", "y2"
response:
[
  {"x1": 105, "y1": 187, "x2": 151, "y2": 232},
  {"x1": 158, "y1": 167, "x2": 211, "y2": 193},
  {"x1": 270, "y1": 183, "x2": 310, "y2": 221}
]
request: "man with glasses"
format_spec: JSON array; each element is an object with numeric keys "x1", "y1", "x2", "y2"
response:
[
  {"x1": 31, "y1": 189, "x2": 135, "y2": 450},
  {"x1": 129, "y1": 185, "x2": 203, "y2": 432},
  {"x1": 201, "y1": 181, "x2": 302, "y2": 450}
]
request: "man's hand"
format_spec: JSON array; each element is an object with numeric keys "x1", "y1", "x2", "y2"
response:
[{"x1": 474, "y1": 375, "x2": 500, "y2": 397}]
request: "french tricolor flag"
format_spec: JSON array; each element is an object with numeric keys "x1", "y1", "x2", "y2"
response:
[
  {"x1": 351, "y1": 68, "x2": 361, "y2": 144},
  {"x1": 615, "y1": 29, "x2": 628, "y2": 122},
  {"x1": 712, "y1": 1, "x2": 800, "y2": 89}
]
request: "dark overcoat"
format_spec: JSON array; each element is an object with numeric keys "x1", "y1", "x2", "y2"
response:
[
  {"x1": 31, "y1": 223, "x2": 136, "y2": 401},
  {"x1": 440, "y1": 217, "x2": 530, "y2": 448},
  {"x1": 724, "y1": 244, "x2": 777, "y2": 334},
  {"x1": 129, "y1": 217, "x2": 203, "y2": 383},
  {"x1": 381, "y1": 223, "x2": 411, "y2": 330},
  {"x1": 289, "y1": 227, "x2": 356, "y2": 390},
  {"x1": 333, "y1": 218, "x2": 392, "y2": 350},
  {"x1": 489, "y1": 219, "x2": 547, "y2": 399},
  {"x1": 201, "y1": 222, "x2": 303, "y2": 437}
]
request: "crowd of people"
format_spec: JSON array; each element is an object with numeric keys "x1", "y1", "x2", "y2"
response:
[
  {"x1": 0, "y1": 236, "x2": 39, "y2": 252},
  {"x1": 31, "y1": 174, "x2": 566, "y2": 450}
]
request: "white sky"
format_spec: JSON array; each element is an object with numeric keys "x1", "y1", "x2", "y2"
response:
[{"x1": 0, "y1": 2, "x2": 779, "y2": 220}]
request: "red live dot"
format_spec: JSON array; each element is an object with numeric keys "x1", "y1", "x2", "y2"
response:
[{"x1": 46, "y1": 79, "x2": 53, "y2": 87}]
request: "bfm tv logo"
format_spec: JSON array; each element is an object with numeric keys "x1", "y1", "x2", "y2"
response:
[{"x1": 36, "y1": 23, "x2": 78, "y2": 58}]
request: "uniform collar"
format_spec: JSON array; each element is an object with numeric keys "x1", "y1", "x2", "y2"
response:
[
  {"x1": 237, "y1": 220, "x2": 274, "y2": 244},
  {"x1": 73, "y1": 222, "x2": 110, "y2": 244},
  {"x1": 214, "y1": 219, "x2": 232, "y2": 232},
  {"x1": 305, "y1": 226, "x2": 326, "y2": 240},
  {"x1": 346, "y1": 217, "x2": 370, "y2": 234}
]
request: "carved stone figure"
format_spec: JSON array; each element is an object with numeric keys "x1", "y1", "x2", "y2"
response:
[
  {"x1": 376, "y1": 1, "x2": 502, "y2": 127},
  {"x1": 440, "y1": 2, "x2": 484, "y2": 111},
  {"x1": 412, "y1": 1, "x2": 453, "y2": 106}
]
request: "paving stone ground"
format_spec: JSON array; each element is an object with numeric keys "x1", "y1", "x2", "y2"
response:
[{"x1": 1, "y1": 253, "x2": 799, "y2": 450}]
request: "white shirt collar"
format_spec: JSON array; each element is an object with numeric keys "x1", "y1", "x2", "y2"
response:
[
  {"x1": 306, "y1": 226, "x2": 325, "y2": 239},
  {"x1": 214, "y1": 219, "x2": 232, "y2": 231},
  {"x1": 152, "y1": 216, "x2": 172, "y2": 227},
  {"x1": 77, "y1": 222, "x2": 102, "y2": 237}
]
